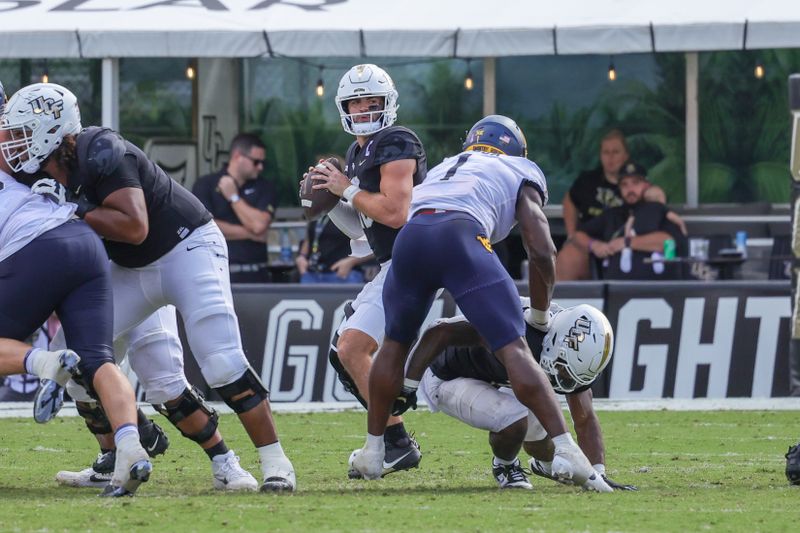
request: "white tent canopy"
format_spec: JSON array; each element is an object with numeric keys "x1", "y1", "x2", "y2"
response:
[{"x1": 1, "y1": 0, "x2": 800, "y2": 58}]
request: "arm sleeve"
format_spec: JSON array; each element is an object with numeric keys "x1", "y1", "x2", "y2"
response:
[
  {"x1": 93, "y1": 154, "x2": 142, "y2": 204},
  {"x1": 328, "y1": 200, "x2": 365, "y2": 239}
]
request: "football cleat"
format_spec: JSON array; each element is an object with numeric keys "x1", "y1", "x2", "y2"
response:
[
  {"x1": 260, "y1": 455, "x2": 296, "y2": 493},
  {"x1": 56, "y1": 450, "x2": 115, "y2": 488},
  {"x1": 528, "y1": 457, "x2": 573, "y2": 485},
  {"x1": 348, "y1": 447, "x2": 384, "y2": 481},
  {"x1": 786, "y1": 442, "x2": 800, "y2": 485},
  {"x1": 212, "y1": 451, "x2": 258, "y2": 491},
  {"x1": 101, "y1": 434, "x2": 151, "y2": 497},
  {"x1": 139, "y1": 419, "x2": 170, "y2": 458},
  {"x1": 100, "y1": 460, "x2": 152, "y2": 498},
  {"x1": 492, "y1": 458, "x2": 533, "y2": 490},
  {"x1": 33, "y1": 350, "x2": 80, "y2": 424},
  {"x1": 348, "y1": 434, "x2": 422, "y2": 479}
]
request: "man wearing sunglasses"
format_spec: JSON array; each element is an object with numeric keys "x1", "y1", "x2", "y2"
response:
[{"x1": 193, "y1": 133, "x2": 277, "y2": 283}]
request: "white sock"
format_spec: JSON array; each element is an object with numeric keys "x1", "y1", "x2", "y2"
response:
[
  {"x1": 493, "y1": 456, "x2": 517, "y2": 466},
  {"x1": 114, "y1": 424, "x2": 140, "y2": 446},
  {"x1": 593, "y1": 463, "x2": 606, "y2": 476},
  {"x1": 551, "y1": 432, "x2": 576, "y2": 451},
  {"x1": 24, "y1": 348, "x2": 44, "y2": 376},
  {"x1": 538, "y1": 460, "x2": 553, "y2": 474},
  {"x1": 364, "y1": 433, "x2": 384, "y2": 452},
  {"x1": 257, "y1": 441, "x2": 286, "y2": 465}
]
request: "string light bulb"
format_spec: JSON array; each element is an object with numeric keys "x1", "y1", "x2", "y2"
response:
[
  {"x1": 464, "y1": 59, "x2": 474, "y2": 91},
  {"x1": 316, "y1": 67, "x2": 324, "y2": 97},
  {"x1": 754, "y1": 61, "x2": 765, "y2": 79},
  {"x1": 608, "y1": 57, "x2": 616, "y2": 82},
  {"x1": 186, "y1": 61, "x2": 195, "y2": 80}
]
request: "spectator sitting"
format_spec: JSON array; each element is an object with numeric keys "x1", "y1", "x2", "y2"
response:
[
  {"x1": 557, "y1": 129, "x2": 666, "y2": 280},
  {"x1": 192, "y1": 133, "x2": 276, "y2": 283},
  {"x1": 295, "y1": 213, "x2": 372, "y2": 284},
  {"x1": 571, "y1": 161, "x2": 687, "y2": 280}
]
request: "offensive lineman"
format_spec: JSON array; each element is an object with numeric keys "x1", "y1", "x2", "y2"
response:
[
  {"x1": 310, "y1": 64, "x2": 427, "y2": 476},
  {"x1": 349, "y1": 115, "x2": 612, "y2": 491},
  {"x1": 396, "y1": 301, "x2": 637, "y2": 491},
  {"x1": 0, "y1": 81, "x2": 152, "y2": 496},
  {"x1": 2, "y1": 83, "x2": 294, "y2": 492}
]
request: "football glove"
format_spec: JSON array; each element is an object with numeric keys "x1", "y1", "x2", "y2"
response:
[
  {"x1": 391, "y1": 385, "x2": 418, "y2": 416},
  {"x1": 31, "y1": 178, "x2": 68, "y2": 205},
  {"x1": 601, "y1": 474, "x2": 638, "y2": 491},
  {"x1": 31, "y1": 178, "x2": 97, "y2": 218}
]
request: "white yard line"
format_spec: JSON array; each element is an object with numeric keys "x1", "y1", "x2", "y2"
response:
[{"x1": 2, "y1": 398, "x2": 800, "y2": 419}]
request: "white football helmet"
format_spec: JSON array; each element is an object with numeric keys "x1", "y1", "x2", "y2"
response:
[
  {"x1": 335, "y1": 64, "x2": 398, "y2": 136},
  {"x1": 0, "y1": 83, "x2": 81, "y2": 174},
  {"x1": 540, "y1": 305, "x2": 614, "y2": 394}
]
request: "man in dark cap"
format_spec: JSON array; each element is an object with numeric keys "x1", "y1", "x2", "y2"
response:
[{"x1": 571, "y1": 161, "x2": 687, "y2": 280}]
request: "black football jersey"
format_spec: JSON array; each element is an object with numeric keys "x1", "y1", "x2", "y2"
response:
[
  {"x1": 429, "y1": 325, "x2": 592, "y2": 396},
  {"x1": 343, "y1": 126, "x2": 426, "y2": 263},
  {"x1": 67, "y1": 127, "x2": 211, "y2": 268}
]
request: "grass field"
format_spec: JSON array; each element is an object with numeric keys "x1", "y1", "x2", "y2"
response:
[{"x1": 1, "y1": 409, "x2": 799, "y2": 532}]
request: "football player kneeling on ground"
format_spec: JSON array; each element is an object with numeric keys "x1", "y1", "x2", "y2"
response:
[{"x1": 394, "y1": 301, "x2": 637, "y2": 491}]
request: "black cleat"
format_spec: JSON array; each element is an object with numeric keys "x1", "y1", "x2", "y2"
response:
[
  {"x1": 139, "y1": 420, "x2": 170, "y2": 458},
  {"x1": 492, "y1": 458, "x2": 533, "y2": 490},
  {"x1": 786, "y1": 442, "x2": 800, "y2": 485}
]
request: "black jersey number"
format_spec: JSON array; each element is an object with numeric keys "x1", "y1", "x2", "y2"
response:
[{"x1": 441, "y1": 153, "x2": 472, "y2": 180}]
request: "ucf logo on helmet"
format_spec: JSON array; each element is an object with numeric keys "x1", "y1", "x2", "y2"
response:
[
  {"x1": 28, "y1": 96, "x2": 64, "y2": 120},
  {"x1": 565, "y1": 318, "x2": 592, "y2": 350}
]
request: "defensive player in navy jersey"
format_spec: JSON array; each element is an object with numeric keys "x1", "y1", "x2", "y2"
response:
[
  {"x1": 3, "y1": 83, "x2": 294, "y2": 492},
  {"x1": 349, "y1": 115, "x2": 611, "y2": 491},
  {"x1": 311, "y1": 64, "x2": 427, "y2": 477},
  {"x1": 395, "y1": 301, "x2": 637, "y2": 491},
  {"x1": 0, "y1": 81, "x2": 152, "y2": 496}
]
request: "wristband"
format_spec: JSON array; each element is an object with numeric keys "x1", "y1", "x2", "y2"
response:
[
  {"x1": 342, "y1": 184, "x2": 361, "y2": 202},
  {"x1": 403, "y1": 378, "x2": 420, "y2": 391},
  {"x1": 588, "y1": 239, "x2": 594, "y2": 253},
  {"x1": 624, "y1": 236, "x2": 631, "y2": 248},
  {"x1": 531, "y1": 308, "x2": 548, "y2": 325},
  {"x1": 229, "y1": 193, "x2": 241, "y2": 204}
]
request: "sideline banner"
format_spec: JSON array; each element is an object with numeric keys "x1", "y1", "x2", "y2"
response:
[
  {"x1": 178, "y1": 281, "x2": 790, "y2": 401},
  {"x1": 180, "y1": 283, "x2": 604, "y2": 402},
  {"x1": 601, "y1": 281, "x2": 791, "y2": 398}
]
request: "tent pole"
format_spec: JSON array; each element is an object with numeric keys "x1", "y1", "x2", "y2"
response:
[
  {"x1": 685, "y1": 52, "x2": 699, "y2": 207},
  {"x1": 101, "y1": 58, "x2": 119, "y2": 131},
  {"x1": 483, "y1": 57, "x2": 496, "y2": 116}
]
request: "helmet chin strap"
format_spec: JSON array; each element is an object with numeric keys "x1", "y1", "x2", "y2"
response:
[{"x1": 21, "y1": 156, "x2": 41, "y2": 175}]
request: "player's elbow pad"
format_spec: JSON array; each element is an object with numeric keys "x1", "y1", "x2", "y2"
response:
[{"x1": 328, "y1": 201, "x2": 365, "y2": 239}]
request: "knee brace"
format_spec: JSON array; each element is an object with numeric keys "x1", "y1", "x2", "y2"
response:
[
  {"x1": 152, "y1": 386, "x2": 219, "y2": 444},
  {"x1": 329, "y1": 300, "x2": 368, "y2": 408},
  {"x1": 329, "y1": 333, "x2": 368, "y2": 409},
  {"x1": 75, "y1": 401, "x2": 113, "y2": 435},
  {"x1": 214, "y1": 366, "x2": 269, "y2": 414}
]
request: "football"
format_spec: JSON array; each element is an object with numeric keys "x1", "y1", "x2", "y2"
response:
[{"x1": 300, "y1": 157, "x2": 343, "y2": 220}]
